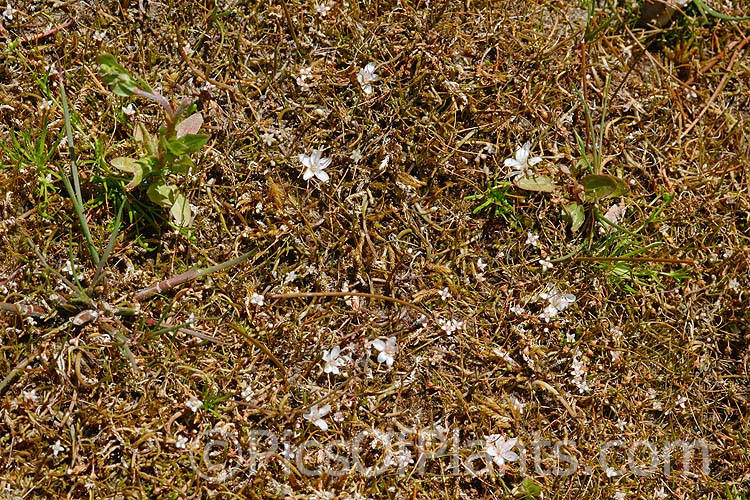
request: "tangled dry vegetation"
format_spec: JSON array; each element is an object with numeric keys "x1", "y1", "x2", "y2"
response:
[{"x1": 1, "y1": 0, "x2": 749, "y2": 498}]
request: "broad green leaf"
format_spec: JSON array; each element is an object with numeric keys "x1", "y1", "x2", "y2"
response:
[
  {"x1": 133, "y1": 122, "x2": 158, "y2": 156},
  {"x1": 515, "y1": 478, "x2": 542, "y2": 499},
  {"x1": 110, "y1": 156, "x2": 140, "y2": 173},
  {"x1": 563, "y1": 202, "x2": 585, "y2": 233},
  {"x1": 170, "y1": 192, "x2": 193, "y2": 227},
  {"x1": 165, "y1": 134, "x2": 209, "y2": 157},
  {"x1": 171, "y1": 155, "x2": 195, "y2": 175},
  {"x1": 513, "y1": 174, "x2": 556, "y2": 192},
  {"x1": 147, "y1": 180, "x2": 177, "y2": 208},
  {"x1": 110, "y1": 156, "x2": 146, "y2": 190},
  {"x1": 97, "y1": 54, "x2": 139, "y2": 97},
  {"x1": 175, "y1": 112, "x2": 203, "y2": 138},
  {"x1": 580, "y1": 174, "x2": 628, "y2": 202}
]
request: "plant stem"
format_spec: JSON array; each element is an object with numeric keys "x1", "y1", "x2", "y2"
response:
[{"x1": 134, "y1": 249, "x2": 257, "y2": 301}]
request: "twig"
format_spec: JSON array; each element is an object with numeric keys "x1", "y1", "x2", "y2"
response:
[
  {"x1": 10, "y1": 20, "x2": 72, "y2": 44},
  {"x1": 134, "y1": 249, "x2": 257, "y2": 301}
]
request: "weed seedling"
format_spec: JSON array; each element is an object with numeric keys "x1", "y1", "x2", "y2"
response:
[{"x1": 98, "y1": 54, "x2": 209, "y2": 227}]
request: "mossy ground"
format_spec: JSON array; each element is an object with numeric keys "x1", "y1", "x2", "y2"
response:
[{"x1": 0, "y1": 1, "x2": 749, "y2": 498}]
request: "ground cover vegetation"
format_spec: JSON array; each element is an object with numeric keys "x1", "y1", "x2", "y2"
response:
[{"x1": 0, "y1": 0, "x2": 749, "y2": 498}]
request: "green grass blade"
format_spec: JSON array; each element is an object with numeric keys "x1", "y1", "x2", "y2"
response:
[{"x1": 59, "y1": 81, "x2": 100, "y2": 266}]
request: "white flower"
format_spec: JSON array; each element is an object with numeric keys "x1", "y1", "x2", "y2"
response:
[
  {"x1": 185, "y1": 397, "x2": 203, "y2": 412},
  {"x1": 504, "y1": 142, "x2": 542, "y2": 179},
  {"x1": 484, "y1": 434, "x2": 518, "y2": 468},
  {"x1": 438, "y1": 318, "x2": 464, "y2": 335},
  {"x1": 509, "y1": 304, "x2": 525, "y2": 316},
  {"x1": 438, "y1": 287, "x2": 452, "y2": 300},
  {"x1": 613, "y1": 491, "x2": 626, "y2": 499},
  {"x1": 250, "y1": 293, "x2": 265, "y2": 306},
  {"x1": 300, "y1": 149, "x2": 331, "y2": 182},
  {"x1": 314, "y1": 1, "x2": 331, "y2": 16},
  {"x1": 304, "y1": 404, "x2": 331, "y2": 431},
  {"x1": 3, "y1": 3, "x2": 16, "y2": 21},
  {"x1": 371, "y1": 336, "x2": 397, "y2": 366},
  {"x1": 296, "y1": 66, "x2": 313, "y2": 89},
  {"x1": 261, "y1": 131, "x2": 275, "y2": 146},
  {"x1": 675, "y1": 395, "x2": 688, "y2": 409},
  {"x1": 121, "y1": 103, "x2": 136, "y2": 116},
  {"x1": 175, "y1": 435, "x2": 188, "y2": 449},
  {"x1": 357, "y1": 63, "x2": 379, "y2": 95},
  {"x1": 22, "y1": 389, "x2": 38, "y2": 402},
  {"x1": 92, "y1": 30, "x2": 107, "y2": 41},
  {"x1": 539, "y1": 258, "x2": 553, "y2": 271},
  {"x1": 51, "y1": 440, "x2": 65, "y2": 457},
  {"x1": 322, "y1": 346, "x2": 348, "y2": 375},
  {"x1": 477, "y1": 258, "x2": 487, "y2": 271},
  {"x1": 525, "y1": 232, "x2": 539, "y2": 247},
  {"x1": 350, "y1": 149, "x2": 363, "y2": 163}
]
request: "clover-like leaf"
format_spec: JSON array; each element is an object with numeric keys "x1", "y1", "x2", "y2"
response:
[
  {"x1": 563, "y1": 202, "x2": 585, "y2": 233},
  {"x1": 580, "y1": 174, "x2": 628, "y2": 202},
  {"x1": 513, "y1": 174, "x2": 556, "y2": 192}
]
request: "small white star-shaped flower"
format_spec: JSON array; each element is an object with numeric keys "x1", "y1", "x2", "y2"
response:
[
  {"x1": 185, "y1": 397, "x2": 203, "y2": 412},
  {"x1": 300, "y1": 149, "x2": 331, "y2": 182},
  {"x1": 371, "y1": 336, "x2": 397, "y2": 367},
  {"x1": 525, "y1": 232, "x2": 539, "y2": 247},
  {"x1": 322, "y1": 346, "x2": 348, "y2": 375},
  {"x1": 250, "y1": 293, "x2": 264, "y2": 306},
  {"x1": 304, "y1": 404, "x2": 331, "y2": 431},
  {"x1": 51, "y1": 440, "x2": 65, "y2": 457},
  {"x1": 484, "y1": 434, "x2": 518, "y2": 468},
  {"x1": 539, "y1": 258, "x2": 553, "y2": 271},
  {"x1": 504, "y1": 142, "x2": 542, "y2": 179},
  {"x1": 357, "y1": 63, "x2": 379, "y2": 95}
]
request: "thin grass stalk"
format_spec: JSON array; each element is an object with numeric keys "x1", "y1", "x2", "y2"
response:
[{"x1": 59, "y1": 82, "x2": 100, "y2": 266}]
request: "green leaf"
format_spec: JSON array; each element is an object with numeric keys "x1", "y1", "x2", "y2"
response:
[
  {"x1": 133, "y1": 122, "x2": 158, "y2": 156},
  {"x1": 516, "y1": 478, "x2": 542, "y2": 499},
  {"x1": 175, "y1": 112, "x2": 203, "y2": 138},
  {"x1": 513, "y1": 174, "x2": 556, "y2": 192},
  {"x1": 146, "y1": 180, "x2": 178, "y2": 208},
  {"x1": 580, "y1": 174, "x2": 628, "y2": 202},
  {"x1": 170, "y1": 192, "x2": 193, "y2": 227},
  {"x1": 171, "y1": 155, "x2": 195, "y2": 175},
  {"x1": 97, "y1": 54, "x2": 139, "y2": 97},
  {"x1": 165, "y1": 134, "x2": 209, "y2": 157},
  {"x1": 110, "y1": 156, "x2": 149, "y2": 190},
  {"x1": 563, "y1": 202, "x2": 585, "y2": 233}
]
